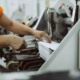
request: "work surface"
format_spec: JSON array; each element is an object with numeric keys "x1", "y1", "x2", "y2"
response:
[{"x1": 0, "y1": 71, "x2": 80, "y2": 80}]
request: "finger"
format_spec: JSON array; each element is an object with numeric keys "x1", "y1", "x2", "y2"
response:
[
  {"x1": 17, "y1": 44, "x2": 24, "y2": 51},
  {"x1": 24, "y1": 41, "x2": 27, "y2": 48},
  {"x1": 21, "y1": 41, "x2": 27, "y2": 49},
  {"x1": 46, "y1": 34, "x2": 51, "y2": 43},
  {"x1": 19, "y1": 41, "x2": 27, "y2": 51},
  {"x1": 43, "y1": 33, "x2": 51, "y2": 43},
  {"x1": 21, "y1": 40, "x2": 27, "y2": 49},
  {"x1": 18, "y1": 42, "x2": 26, "y2": 51},
  {"x1": 22, "y1": 43, "x2": 26, "y2": 49},
  {"x1": 44, "y1": 33, "x2": 51, "y2": 43}
]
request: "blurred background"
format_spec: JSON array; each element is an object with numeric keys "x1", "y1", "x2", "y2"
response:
[{"x1": 0, "y1": 0, "x2": 75, "y2": 23}]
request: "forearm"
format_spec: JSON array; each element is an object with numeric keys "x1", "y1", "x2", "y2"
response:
[
  {"x1": 0, "y1": 35, "x2": 9, "y2": 49},
  {"x1": 8, "y1": 21, "x2": 35, "y2": 35},
  {"x1": 0, "y1": 13, "x2": 35, "y2": 35}
]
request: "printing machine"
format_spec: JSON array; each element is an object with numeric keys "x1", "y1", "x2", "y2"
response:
[{"x1": 1, "y1": 0, "x2": 80, "y2": 79}]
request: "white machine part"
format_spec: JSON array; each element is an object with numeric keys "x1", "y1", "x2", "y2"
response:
[
  {"x1": 52, "y1": 0, "x2": 74, "y2": 18},
  {"x1": 38, "y1": 41, "x2": 59, "y2": 60},
  {"x1": 52, "y1": 0, "x2": 74, "y2": 10}
]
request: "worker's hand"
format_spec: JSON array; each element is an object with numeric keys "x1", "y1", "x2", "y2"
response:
[
  {"x1": 33, "y1": 30, "x2": 51, "y2": 43},
  {"x1": 8, "y1": 35, "x2": 27, "y2": 50},
  {"x1": 21, "y1": 22, "x2": 51, "y2": 43}
]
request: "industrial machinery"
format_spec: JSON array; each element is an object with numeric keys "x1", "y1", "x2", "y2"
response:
[
  {"x1": 38, "y1": 0, "x2": 80, "y2": 72},
  {"x1": 1, "y1": 0, "x2": 80, "y2": 79},
  {"x1": 0, "y1": 0, "x2": 76, "y2": 71}
]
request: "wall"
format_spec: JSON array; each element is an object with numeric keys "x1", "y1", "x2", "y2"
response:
[
  {"x1": 0, "y1": 0, "x2": 8, "y2": 15},
  {"x1": 70, "y1": 0, "x2": 75, "y2": 4},
  {"x1": 0, "y1": 0, "x2": 76, "y2": 17}
]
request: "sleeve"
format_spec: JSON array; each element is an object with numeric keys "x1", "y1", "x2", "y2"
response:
[{"x1": 0, "y1": 6, "x2": 3, "y2": 17}]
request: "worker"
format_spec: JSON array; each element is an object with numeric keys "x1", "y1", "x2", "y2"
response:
[{"x1": 0, "y1": 6, "x2": 51, "y2": 51}]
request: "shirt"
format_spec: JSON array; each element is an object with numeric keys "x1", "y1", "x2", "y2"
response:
[{"x1": 0, "y1": 6, "x2": 3, "y2": 17}]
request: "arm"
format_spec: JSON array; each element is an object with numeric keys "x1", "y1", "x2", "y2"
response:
[
  {"x1": 0, "y1": 13, "x2": 51, "y2": 43},
  {"x1": 0, "y1": 13, "x2": 35, "y2": 35}
]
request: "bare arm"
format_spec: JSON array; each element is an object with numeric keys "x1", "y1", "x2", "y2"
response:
[
  {"x1": 0, "y1": 13, "x2": 51, "y2": 43},
  {"x1": 0, "y1": 13, "x2": 35, "y2": 35}
]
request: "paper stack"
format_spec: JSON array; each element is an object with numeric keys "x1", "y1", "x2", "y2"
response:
[{"x1": 38, "y1": 41, "x2": 60, "y2": 60}]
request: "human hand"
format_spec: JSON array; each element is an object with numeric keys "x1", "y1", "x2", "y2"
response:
[
  {"x1": 8, "y1": 35, "x2": 27, "y2": 50},
  {"x1": 22, "y1": 22, "x2": 51, "y2": 43},
  {"x1": 33, "y1": 30, "x2": 51, "y2": 43}
]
